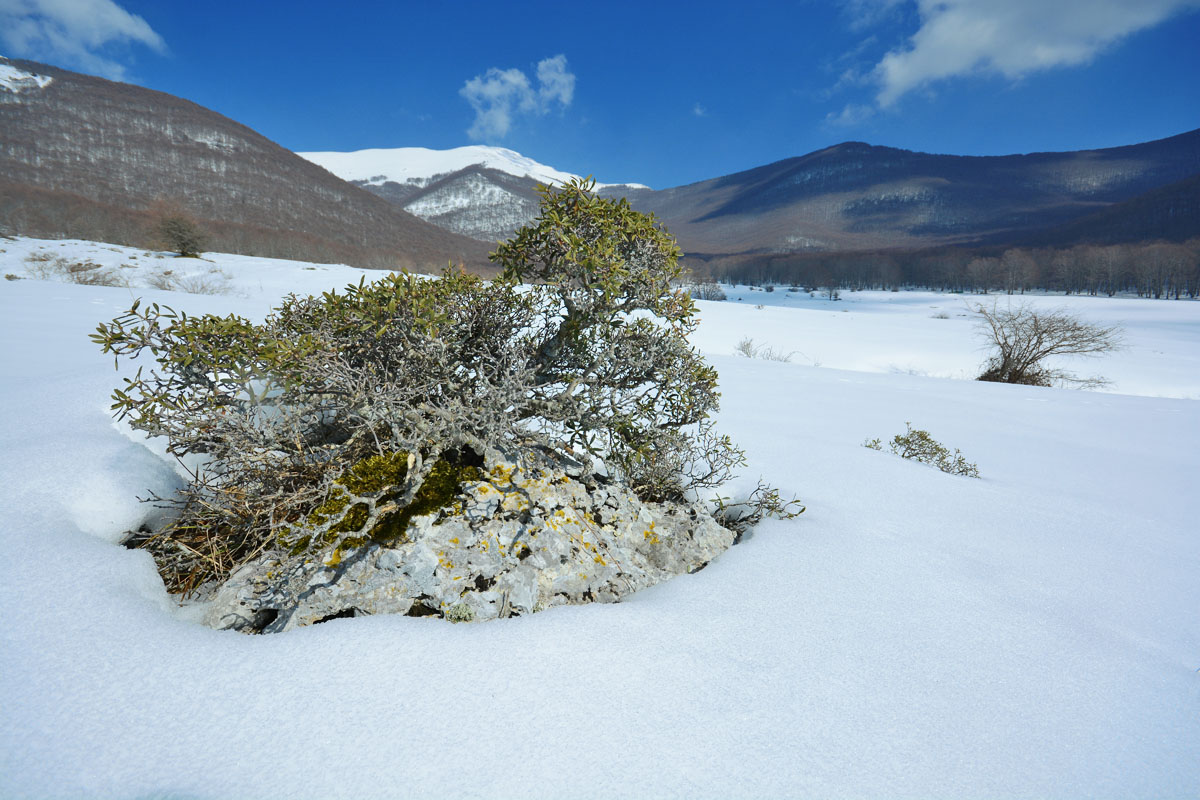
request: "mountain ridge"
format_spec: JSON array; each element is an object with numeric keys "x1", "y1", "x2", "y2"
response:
[
  {"x1": 0, "y1": 56, "x2": 491, "y2": 270},
  {"x1": 298, "y1": 144, "x2": 649, "y2": 191},
  {"x1": 2, "y1": 54, "x2": 1196, "y2": 269},
  {"x1": 621, "y1": 127, "x2": 1200, "y2": 255},
  {"x1": 303, "y1": 131, "x2": 1199, "y2": 256}
]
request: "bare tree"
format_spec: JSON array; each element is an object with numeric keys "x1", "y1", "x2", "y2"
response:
[
  {"x1": 685, "y1": 281, "x2": 728, "y2": 301},
  {"x1": 975, "y1": 302, "x2": 1122, "y2": 388},
  {"x1": 149, "y1": 200, "x2": 208, "y2": 257},
  {"x1": 966, "y1": 256, "x2": 1000, "y2": 294}
]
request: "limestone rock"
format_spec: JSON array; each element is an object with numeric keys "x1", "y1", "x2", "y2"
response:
[{"x1": 202, "y1": 457, "x2": 734, "y2": 633}]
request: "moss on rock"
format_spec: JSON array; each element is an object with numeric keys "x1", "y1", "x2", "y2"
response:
[{"x1": 289, "y1": 451, "x2": 482, "y2": 558}]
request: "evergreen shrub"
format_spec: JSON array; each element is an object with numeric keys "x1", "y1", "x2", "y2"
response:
[{"x1": 95, "y1": 179, "x2": 765, "y2": 593}]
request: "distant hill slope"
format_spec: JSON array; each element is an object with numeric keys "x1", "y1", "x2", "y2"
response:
[
  {"x1": 300, "y1": 145, "x2": 648, "y2": 243},
  {"x1": 0, "y1": 57, "x2": 489, "y2": 271},
  {"x1": 1027, "y1": 172, "x2": 1200, "y2": 246},
  {"x1": 301, "y1": 134, "x2": 1200, "y2": 256},
  {"x1": 621, "y1": 131, "x2": 1200, "y2": 256}
]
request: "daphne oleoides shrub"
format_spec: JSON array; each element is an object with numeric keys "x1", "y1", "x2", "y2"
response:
[
  {"x1": 864, "y1": 423, "x2": 980, "y2": 478},
  {"x1": 94, "y1": 179, "x2": 779, "y2": 593}
]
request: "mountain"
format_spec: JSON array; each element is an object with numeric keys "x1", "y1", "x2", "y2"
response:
[
  {"x1": 301, "y1": 134, "x2": 1200, "y2": 258},
  {"x1": 9, "y1": 50, "x2": 1187, "y2": 270},
  {"x1": 299, "y1": 145, "x2": 586, "y2": 189},
  {"x1": 0, "y1": 57, "x2": 490, "y2": 271},
  {"x1": 619, "y1": 131, "x2": 1200, "y2": 257},
  {"x1": 1029, "y1": 172, "x2": 1200, "y2": 247},
  {"x1": 299, "y1": 145, "x2": 648, "y2": 243}
]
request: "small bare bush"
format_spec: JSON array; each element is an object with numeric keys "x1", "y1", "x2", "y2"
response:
[
  {"x1": 974, "y1": 302, "x2": 1121, "y2": 388},
  {"x1": 735, "y1": 337, "x2": 794, "y2": 362},
  {"x1": 145, "y1": 267, "x2": 231, "y2": 295},
  {"x1": 685, "y1": 282, "x2": 727, "y2": 301},
  {"x1": 173, "y1": 271, "x2": 230, "y2": 295},
  {"x1": 24, "y1": 254, "x2": 127, "y2": 287},
  {"x1": 864, "y1": 423, "x2": 979, "y2": 478},
  {"x1": 143, "y1": 269, "x2": 177, "y2": 291},
  {"x1": 67, "y1": 260, "x2": 128, "y2": 286}
]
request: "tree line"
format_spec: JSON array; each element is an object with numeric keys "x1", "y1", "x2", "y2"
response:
[{"x1": 697, "y1": 238, "x2": 1200, "y2": 299}]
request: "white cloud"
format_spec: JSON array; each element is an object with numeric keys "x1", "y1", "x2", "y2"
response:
[
  {"x1": 825, "y1": 103, "x2": 875, "y2": 127},
  {"x1": 862, "y1": 0, "x2": 1200, "y2": 108},
  {"x1": 460, "y1": 54, "x2": 575, "y2": 141},
  {"x1": 535, "y1": 54, "x2": 574, "y2": 108},
  {"x1": 0, "y1": 0, "x2": 165, "y2": 80},
  {"x1": 842, "y1": 0, "x2": 907, "y2": 31},
  {"x1": 692, "y1": 102, "x2": 707, "y2": 117}
]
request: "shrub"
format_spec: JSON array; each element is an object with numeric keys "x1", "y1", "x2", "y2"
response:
[
  {"x1": 713, "y1": 479, "x2": 805, "y2": 537},
  {"x1": 145, "y1": 267, "x2": 231, "y2": 295},
  {"x1": 734, "y1": 337, "x2": 794, "y2": 362},
  {"x1": 24, "y1": 254, "x2": 127, "y2": 287},
  {"x1": 864, "y1": 423, "x2": 980, "y2": 478},
  {"x1": 490, "y1": 178, "x2": 746, "y2": 501},
  {"x1": 152, "y1": 210, "x2": 207, "y2": 258},
  {"x1": 95, "y1": 178, "x2": 753, "y2": 593},
  {"x1": 685, "y1": 282, "x2": 727, "y2": 301},
  {"x1": 975, "y1": 302, "x2": 1121, "y2": 388}
]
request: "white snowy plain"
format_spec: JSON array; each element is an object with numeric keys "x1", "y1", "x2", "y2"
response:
[{"x1": 1, "y1": 238, "x2": 1198, "y2": 799}]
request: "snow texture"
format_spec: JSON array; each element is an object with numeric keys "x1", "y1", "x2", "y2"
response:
[
  {"x1": 0, "y1": 62, "x2": 53, "y2": 93},
  {"x1": 299, "y1": 144, "x2": 650, "y2": 191},
  {"x1": 1, "y1": 238, "x2": 1198, "y2": 799}
]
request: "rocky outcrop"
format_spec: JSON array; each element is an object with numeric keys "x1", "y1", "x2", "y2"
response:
[{"x1": 201, "y1": 457, "x2": 733, "y2": 633}]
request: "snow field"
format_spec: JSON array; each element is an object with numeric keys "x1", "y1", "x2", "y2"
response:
[{"x1": 1, "y1": 238, "x2": 1198, "y2": 798}]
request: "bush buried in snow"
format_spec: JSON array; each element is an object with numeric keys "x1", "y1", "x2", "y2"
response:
[{"x1": 93, "y1": 178, "x2": 799, "y2": 616}]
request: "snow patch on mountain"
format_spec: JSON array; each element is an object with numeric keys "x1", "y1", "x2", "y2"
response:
[
  {"x1": 299, "y1": 145, "x2": 649, "y2": 191},
  {"x1": 0, "y1": 62, "x2": 53, "y2": 93},
  {"x1": 406, "y1": 174, "x2": 523, "y2": 217}
]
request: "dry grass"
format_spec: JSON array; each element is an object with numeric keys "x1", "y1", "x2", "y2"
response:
[
  {"x1": 145, "y1": 266, "x2": 232, "y2": 295},
  {"x1": 734, "y1": 336, "x2": 795, "y2": 362},
  {"x1": 23, "y1": 253, "x2": 129, "y2": 287}
]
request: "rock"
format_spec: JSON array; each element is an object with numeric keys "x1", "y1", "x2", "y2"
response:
[{"x1": 201, "y1": 456, "x2": 734, "y2": 633}]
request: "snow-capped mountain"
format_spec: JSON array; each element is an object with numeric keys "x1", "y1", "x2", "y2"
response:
[
  {"x1": 298, "y1": 145, "x2": 649, "y2": 243},
  {"x1": 299, "y1": 145, "x2": 646, "y2": 192}
]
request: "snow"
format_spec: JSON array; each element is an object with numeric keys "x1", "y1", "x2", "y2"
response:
[
  {"x1": 299, "y1": 144, "x2": 651, "y2": 191},
  {"x1": 2, "y1": 237, "x2": 1198, "y2": 798},
  {"x1": 404, "y1": 173, "x2": 524, "y2": 217},
  {"x1": 696, "y1": 286, "x2": 1200, "y2": 399},
  {"x1": 0, "y1": 61, "x2": 53, "y2": 93}
]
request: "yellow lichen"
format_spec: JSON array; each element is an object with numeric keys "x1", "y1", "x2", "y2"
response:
[{"x1": 287, "y1": 451, "x2": 481, "y2": 556}]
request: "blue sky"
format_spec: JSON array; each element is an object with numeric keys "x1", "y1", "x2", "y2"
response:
[{"x1": 3, "y1": 0, "x2": 1199, "y2": 188}]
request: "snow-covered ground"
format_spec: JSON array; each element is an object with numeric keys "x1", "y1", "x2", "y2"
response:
[
  {"x1": 696, "y1": 284, "x2": 1200, "y2": 400},
  {"x1": 2, "y1": 237, "x2": 1198, "y2": 799}
]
